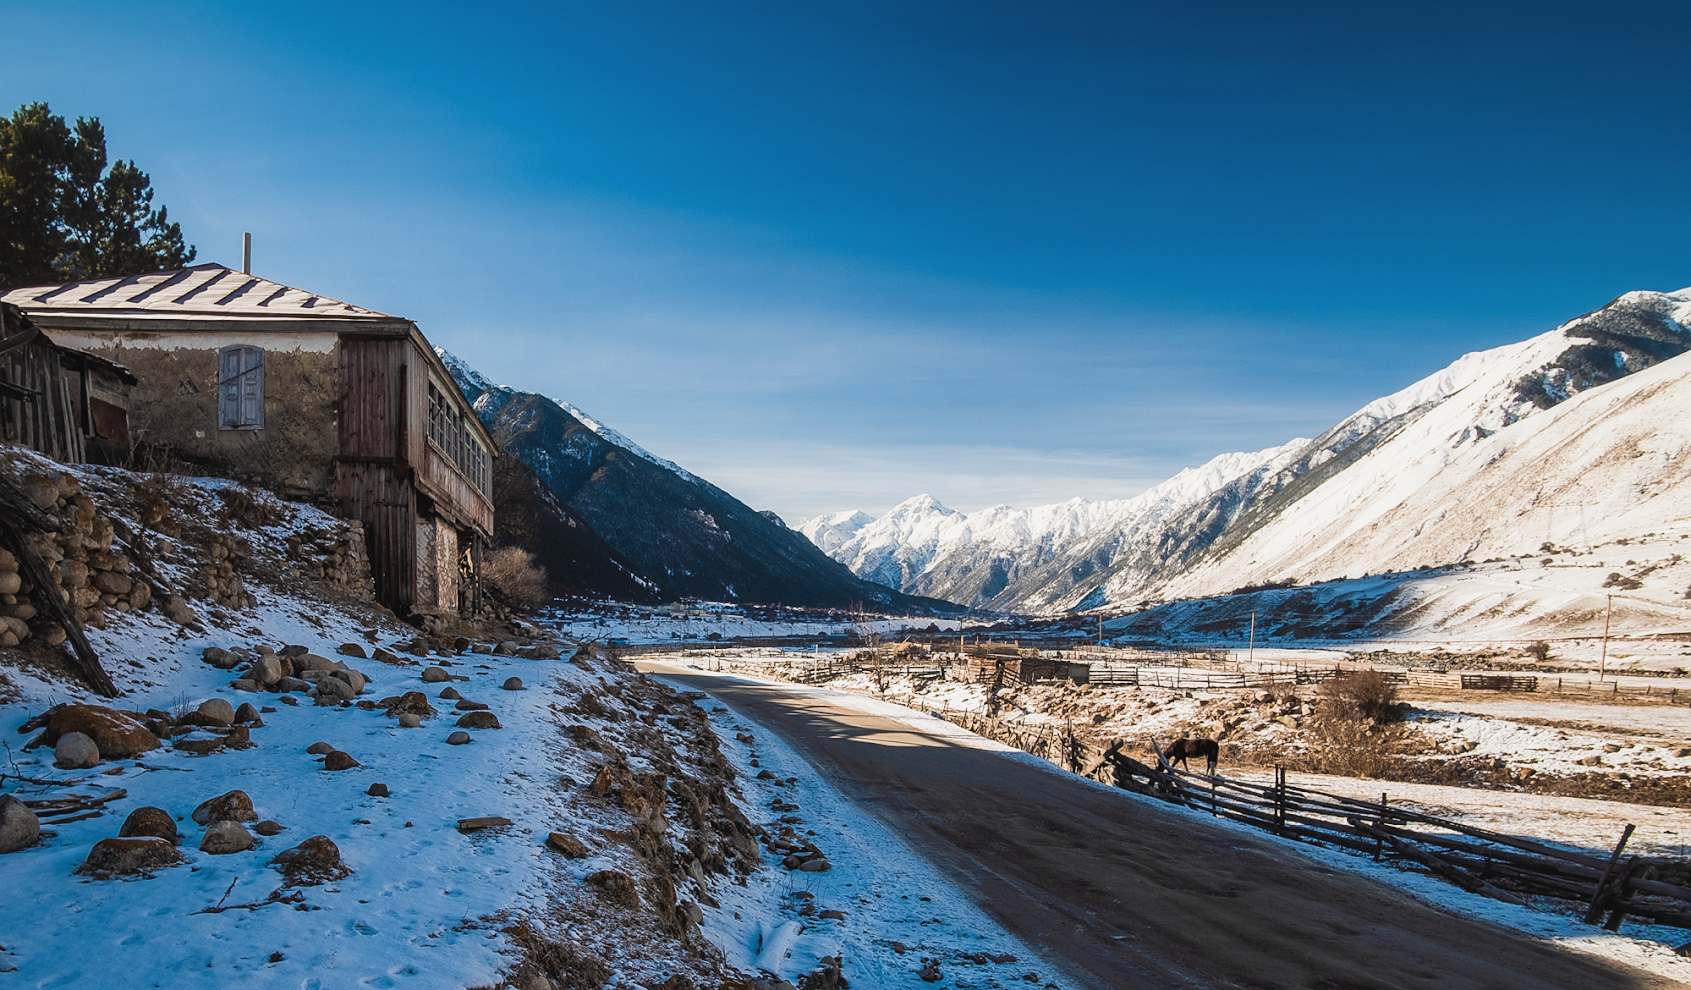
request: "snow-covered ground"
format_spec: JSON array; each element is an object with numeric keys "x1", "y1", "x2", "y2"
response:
[{"x1": 543, "y1": 601, "x2": 962, "y2": 646}]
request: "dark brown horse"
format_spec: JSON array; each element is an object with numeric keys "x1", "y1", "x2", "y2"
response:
[{"x1": 1162, "y1": 736, "x2": 1220, "y2": 775}]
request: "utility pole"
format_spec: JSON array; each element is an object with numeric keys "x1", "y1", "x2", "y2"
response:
[
  {"x1": 1599, "y1": 594, "x2": 1613, "y2": 681},
  {"x1": 1097, "y1": 616, "x2": 1103, "y2": 647},
  {"x1": 1248, "y1": 610, "x2": 1257, "y2": 665}
]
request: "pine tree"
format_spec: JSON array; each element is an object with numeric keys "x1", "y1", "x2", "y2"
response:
[{"x1": 0, "y1": 102, "x2": 195, "y2": 288}]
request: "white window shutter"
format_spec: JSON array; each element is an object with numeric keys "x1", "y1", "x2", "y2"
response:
[
  {"x1": 240, "y1": 348, "x2": 264, "y2": 428},
  {"x1": 217, "y1": 345, "x2": 265, "y2": 429}
]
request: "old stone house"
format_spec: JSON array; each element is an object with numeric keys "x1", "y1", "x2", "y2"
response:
[{"x1": 1, "y1": 263, "x2": 495, "y2": 619}]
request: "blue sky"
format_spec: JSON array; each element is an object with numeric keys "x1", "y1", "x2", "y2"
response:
[{"x1": 8, "y1": 1, "x2": 1691, "y2": 520}]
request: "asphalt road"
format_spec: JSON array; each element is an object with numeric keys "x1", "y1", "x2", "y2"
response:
[{"x1": 641, "y1": 663, "x2": 1685, "y2": 990}]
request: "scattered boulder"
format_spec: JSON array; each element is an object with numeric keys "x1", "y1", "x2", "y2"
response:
[
  {"x1": 196, "y1": 699, "x2": 236, "y2": 726},
  {"x1": 41, "y1": 705, "x2": 159, "y2": 759},
  {"x1": 200, "y1": 821, "x2": 255, "y2": 855},
  {"x1": 585, "y1": 869, "x2": 639, "y2": 908},
  {"x1": 502, "y1": 677, "x2": 524, "y2": 691},
  {"x1": 421, "y1": 666, "x2": 450, "y2": 683},
  {"x1": 372, "y1": 647, "x2": 401, "y2": 665},
  {"x1": 336, "y1": 643, "x2": 368, "y2": 658},
  {"x1": 438, "y1": 687, "x2": 461, "y2": 700},
  {"x1": 253, "y1": 820, "x2": 283, "y2": 836},
  {"x1": 118, "y1": 806, "x2": 178, "y2": 843},
  {"x1": 275, "y1": 676, "x2": 312, "y2": 694},
  {"x1": 271, "y1": 835, "x2": 349, "y2": 884},
  {"x1": 279, "y1": 645, "x2": 310, "y2": 659},
  {"x1": 454, "y1": 700, "x2": 489, "y2": 711},
  {"x1": 367, "y1": 783, "x2": 389, "y2": 797},
  {"x1": 455, "y1": 711, "x2": 502, "y2": 730},
  {"x1": 173, "y1": 732, "x2": 226, "y2": 755},
  {"x1": 0, "y1": 795, "x2": 40, "y2": 853},
  {"x1": 233, "y1": 703, "x2": 263, "y2": 725},
  {"x1": 192, "y1": 790, "x2": 258, "y2": 825},
  {"x1": 306, "y1": 741, "x2": 335, "y2": 755},
  {"x1": 398, "y1": 713, "x2": 421, "y2": 729},
  {"x1": 202, "y1": 647, "x2": 241, "y2": 670},
  {"x1": 54, "y1": 731, "x2": 100, "y2": 769},
  {"x1": 383, "y1": 691, "x2": 436, "y2": 718},
  {"x1": 162, "y1": 595, "x2": 198, "y2": 626},
  {"x1": 545, "y1": 832, "x2": 589, "y2": 858},
  {"x1": 799, "y1": 858, "x2": 832, "y2": 873},
  {"x1": 447, "y1": 731, "x2": 472, "y2": 745},
  {"x1": 315, "y1": 676, "x2": 356, "y2": 702},
  {"x1": 78, "y1": 836, "x2": 182, "y2": 876},
  {"x1": 228, "y1": 679, "x2": 262, "y2": 693},
  {"x1": 322, "y1": 751, "x2": 359, "y2": 771},
  {"x1": 250, "y1": 654, "x2": 285, "y2": 686}
]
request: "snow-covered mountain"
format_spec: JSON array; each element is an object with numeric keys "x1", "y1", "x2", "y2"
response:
[{"x1": 802, "y1": 288, "x2": 1691, "y2": 617}]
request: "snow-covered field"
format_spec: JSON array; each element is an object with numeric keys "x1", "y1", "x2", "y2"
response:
[{"x1": 543, "y1": 601, "x2": 962, "y2": 646}]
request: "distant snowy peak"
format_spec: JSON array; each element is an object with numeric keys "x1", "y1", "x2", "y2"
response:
[
  {"x1": 438, "y1": 347, "x2": 699, "y2": 484},
  {"x1": 797, "y1": 509, "x2": 875, "y2": 554},
  {"x1": 803, "y1": 287, "x2": 1691, "y2": 613}
]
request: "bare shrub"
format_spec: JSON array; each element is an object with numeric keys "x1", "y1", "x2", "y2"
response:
[
  {"x1": 1317, "y1": 670, "x2": 1400, "y2": 724},
  {"x1": 1523, "y1": 640, "x2": 1553, "y2": 662},
  {"x1": 484, "y1": 547, "x2": 549, "y2": 608},
  {"x1": 216, "y1": 487, "x2": 289, "y2": 529}
]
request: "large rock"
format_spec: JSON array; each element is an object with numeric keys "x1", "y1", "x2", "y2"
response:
[
  {"x1": 173, "y1": 732, "x2": 225, "y2": 755},
  {"x1": 53, "y1": 731, "x2": 100, "y2": 769},
  {"x1": 275, "y1": 676, "x2": 312, "y2": 693},
  {"x1": 0, "y1": 795, "x2": 40, "y2": 853},
  {"x1": 420, "y1": 666, "x2": 450, "y2": 683},
  {"x1": 336, "y1": 642, "x2": 367, "y2": 658},
  {"x1": 545, "y1": 832, "x2": 589, "y2": 858},
  {"x1": 233, "y1": 703, "x2": 263, "y2": 725},
  {"x1": 196, "y1": 698, "x2": 235, "y2": 726},
  {"x1": 200, "y1": 821, "x2": 255, "y2": 855},
  {"x1": 77, "y1": 837, "x2": 180, "y2": 876},
  {"x1": 322, "y1": 751, "x2": 359, "y2": 771},
  {"x1": 331, "y1": 668, "x2": 367, "y2": 694},
  {"x1": 455, "y1": 711, "x2": 502, "y2": 730},
  {"x1": 398, "y1": 713, "x2": 421, "y2": 729},
  {"x1": 191, "y1": 790, "x2": 257, "y2": 825},
  {"x1": 250, "y1": 654, "x2": 284, "y2": 686},
  {"x1": 446, "y1": 731, "x2": 472, "y2": 745},
  {"x1": 42, "y1": 705, "x2": 159, "y2": 759},
  {"x1": 271, "y1": 835, "x2": 350, "y2": 884},
  {"x1": 201, "y1": 647, "x2": 242, "y2": 670},
  {"x1": 315, "y1": 676, "x2": 355, "y2": 701},
  {"x1": 118, "y1": 806, "x2": 178, "y2": 843},
  {"x1": 383, "y1": 692, "x2": 435, "y2": 719},
  {"x1": 502, "y1": 677, "x2": 524, "y2": 691}
]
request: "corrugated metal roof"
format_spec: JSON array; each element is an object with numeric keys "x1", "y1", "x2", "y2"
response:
[{"x1": 1, "y1": 264, "x2": 398, "y2": 322}]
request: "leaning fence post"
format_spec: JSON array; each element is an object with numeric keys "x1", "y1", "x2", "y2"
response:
[
  {"x1": 1374, "y1": 792, "x2": 1387, "y2": 861},
  {"x1": 1585, "y1": 824, "x2": 1636, "y2": 925}
]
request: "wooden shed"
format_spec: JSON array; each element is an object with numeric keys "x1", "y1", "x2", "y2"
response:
[
  {"x1": 2, "y1": 264, "x2": 495, "y2": 619},
  {"x1": 0, "y1": 301, "x2": 135, "y2": 466}
]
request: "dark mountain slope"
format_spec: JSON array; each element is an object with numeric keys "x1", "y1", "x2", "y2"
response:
[
  {"x1": 445, "y1": 354, "x2": 960, "y2": 614},
  {"x1": 490, "y1": 452, "x2": 660, "y2": 603}
]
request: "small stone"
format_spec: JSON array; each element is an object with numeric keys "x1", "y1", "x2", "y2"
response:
[
  {"x1": 545, "y1": 832, "x2": 589, "y2": 857},
  {"x1": 224, "y1": 726, "x2": 252, "y2": 747},
  {"x1": 799, "y1": 858, "x2": 832, "y2": 872},
  {"x1": 200, "y1": 821, "x2": 255, "y2": 855},
  {"x1": 421, "y1": 666, "x2": 450, "y2": 683},
  {"x1": 202, "y1": 647, "x2": 240, "y2": 669},
  {"x1": 271, "y1": 835, "x2": 349, "y2": 884},
  {"x1": 332, "y1": 668, "x2": 368, "y2": 694},
  {"x1": 398, "y1": 713, "x2": 421, "y2": 728},
  {"x1": 502, "y1": 677, "x2": 524, "y2": 691},
  {"x1": 455, "y1": 711, "x2": 502, "y2": 730},
  {"x1": 0, "y1": 794, "x2": 41, "y2": 853},
  {"x1": 372, "y1": 647, "x2": 400, "y2": 665},
  {"x1": 447, "y1": 731, "x2": 472, "y2": 745},
  {"x1": 118, "y1": 805, "x2": 178, "y2": 843},
  {"x1": 77, "y1": 836, "x2": 180, "y2": 875},
  {"x1": 275, "y1": 676, "x2": 312, "y2": 693},
  {"x1": 454, "y1": 699, "x2": 489, "y2": 711},
  {"x1": 196, "y1": 699, "x2": 236, "y2": 726},
  {"x1": 336, "y1": 642, "x2": 367, "y2": 658},
  {"x1": 253, "y1": 820, "x2": 283, "y2": 836},
  {"x1": 279, "y1": 645, "x2": 310, "y2": 658},
  {"x1": 229, "y1": 679, "x2": 261, "y2": 693},
  {"x1": 54, "y1": 731, "x2": 100, "y2": 769},
  {"x1": 316, "y1": 676, "x2": 355, "y2": 701},
  {"x1": 278, "y1": 696, "x2": 299, "y2": 706},
  {"x1": 306, "y1": 741, "x2": 335, "y2": 755},
  {"x1": 438, "y1": 687, "x2": 461, "y2": 700},
  {"x1": 757, "y1": 769, "x2": 776, "y2": 780},
  {"x1": 819, "y1": 909, "x2": 845, "y2": 920},
  {"x1": 233, "y1": 702, "x2": 263, "y2": 724},
  {"x1": 193, "y1": 790, "x2": 258, "y2": 825},
  {"x1": 367, "y1": 783, "x2": 389, "y2": 797},
  {"x1": 323, "y1": 751, "x2": 360, "y2": 771}
]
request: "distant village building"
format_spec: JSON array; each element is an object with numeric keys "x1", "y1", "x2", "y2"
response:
[
  {"x1": 0, "y1": 301, "x2": 135, "y2": 466},
  {"x1": 1, "y1": 264, "x2": 495, "y2": 619}
]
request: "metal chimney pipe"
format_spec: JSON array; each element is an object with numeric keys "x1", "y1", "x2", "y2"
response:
[{"x1": 241, "y1": 232, "x2": 252, "y2": 274}]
